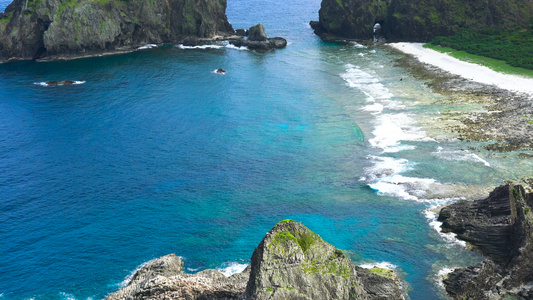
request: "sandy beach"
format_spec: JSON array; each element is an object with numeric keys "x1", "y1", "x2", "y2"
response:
[{"x1": 389, "y1": 42, "x2": 533, "y2": 96}]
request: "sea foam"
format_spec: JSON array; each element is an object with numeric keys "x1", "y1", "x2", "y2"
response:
[
  {"x1": 216, "y1": 262, "x2": 248, "y2": 277},
  {"x1": 424, "y1": 207, "x2": 466, "y2": 247},
  {"x1": 137, "y1": 44, "x2": 157, "y2": 50},
  {"x1": 343, "y1": 65, "x2": 447, "y2": 202},
  {"x1": 34, "y1": 81, "x2": 85, "y2": 87}
]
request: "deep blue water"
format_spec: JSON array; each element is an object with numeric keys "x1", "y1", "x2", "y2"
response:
[{"x1": 2, "y1": 0, "x2": 531, "y2": 299}]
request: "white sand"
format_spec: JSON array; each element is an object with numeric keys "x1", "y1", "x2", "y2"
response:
[{"x1": 389, "y1": 42, "x2": 533, "y2": 96}]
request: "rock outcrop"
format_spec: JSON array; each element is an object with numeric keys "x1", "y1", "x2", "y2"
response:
[
  {"x1": 107, "y1": 220, "x2": 404, "y2": 299},
  {"x1": 311, "y1": 0, "x2": 533, "y2": 42},
  {"x1": 229, "y1": 23, "x2": 287, "y2": 51},
  {"x1": 106, "y1": 254, "x2": 250, "y2": 300},
  {"x1": 438, "y1": 184, "x2": 533, "y2": 299},
  {"x1": 244, "y1": 220, "x2": 368, "y2": 299},
  {"x1": 0, "y1": 0, "x2": 235, "y2": 62}
]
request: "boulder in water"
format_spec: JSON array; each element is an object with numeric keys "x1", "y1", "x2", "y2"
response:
[{"x1": 229, "y1": 23, "x2": 287, "y2": 51}]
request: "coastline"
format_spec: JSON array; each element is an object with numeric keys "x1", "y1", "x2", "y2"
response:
[
  {"x1": 388, "y1": 42, "x2": 533, "y2": 96},
  {"x1": 387, "y1": 42, "x2": 533, "y2": 152}
]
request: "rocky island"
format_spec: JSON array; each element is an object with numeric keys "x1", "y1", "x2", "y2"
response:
[
  {"x1": 107, "y1": 220, "x2": 404, "y2": 299},
  {"x1": 438, "y1": 183, "x2": 533, "y2": 299},
  {"x1": 311, "y1": 0, "x2": 533, "y2": 42},
  {"x1": 0, "y1": 0, "x2": 287, "y2": 62}
]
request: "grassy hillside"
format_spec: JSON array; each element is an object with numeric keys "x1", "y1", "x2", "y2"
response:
[{"x1": 428, "y1": 27, "x2": 533, "y2": 71}]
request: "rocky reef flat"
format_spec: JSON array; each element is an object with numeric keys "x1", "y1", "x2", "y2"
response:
[
  {"x1": 386, "y1": 43, "x2": 533, "y2": 153},
  {"x1": 438, "y1": 183, "x2": 533, "y2": 299},
  {"x1": 107, "y1": 220, "x2": 404, "y2": 299}
]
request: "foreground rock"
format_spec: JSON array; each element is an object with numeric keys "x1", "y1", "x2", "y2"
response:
[
  {"x1": 438, "y1": 184, "x2": 533, "y2": 299},
  {"x1": 230, "y1": 23, "x2": 287, "y2": 51},
  {"x1": 107, "y1": 220, "x2": 403, "y2": 299},
  {"x1": 106, "y1": 254, "x2": 250, "y2": 299},
  {"x1": 311, "y1": 0, "x2": 533, "y2": 42},
  {"x1": 245, "y1": 220, "x2": 368, "y2": 299},
  {"x1": 0, "y1": 0, "x2": 235, "y2": 62}
]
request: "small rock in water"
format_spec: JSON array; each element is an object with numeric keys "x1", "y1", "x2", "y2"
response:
[
  {"x1": 46, "y1": 80, "x2": 75, "y2": 86},
  {"x1": 215, "y1": 68, "x2": 227, "y2": 74}
]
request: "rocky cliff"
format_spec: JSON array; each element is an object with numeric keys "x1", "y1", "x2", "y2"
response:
[
  {"x1": 311, "y1": 0, "x2": 533, "y2": 42},
  {"x1": 0, "y1": 0, "x2": 234, "y2": 62},
  {"x1": 107, "y1": 220, "x2": 404, "y2": 299},
  {"x1": 438, "y1": 184, "x2": 533, "y2": 299}
]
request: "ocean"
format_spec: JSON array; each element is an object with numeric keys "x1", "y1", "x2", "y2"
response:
[{"x1": 1, "y1": 0, "x2": 531, "y2": 299}]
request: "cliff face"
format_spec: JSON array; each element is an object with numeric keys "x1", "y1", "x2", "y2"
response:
[
  {"x1": 0, "y1": 0, "x2": 234, "y2": 62},
  {"x1": 438, "y1": 184, "x2": 533, "y2": 299},
  {"x1": 108, "y1": 220, "x2": 404, "y2": 299},
  {"x1": 244, "y1": 220, "x2": 369, "y2": 299},
  {"x1": 312, "y1": 0, "x2": 533, "y2": 42}
]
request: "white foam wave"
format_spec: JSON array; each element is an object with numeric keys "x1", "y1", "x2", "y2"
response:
[
  {"x1": 436, "y1": 267, "x2": 456, "y2": 288},
  {"x1": 341, "y1": 65, "x2": 393, "y2": 101},
  {"x1": 118, "y1": 260, "x2": 149, "y2": 288},
  {"x1": 137, "y1": 44, "x2": 157, "y2": 50},
  {"x1": 216, "y1": 262, "x2": 248, "y2": 277},
  {"x1": 359, "y1": 261, "x2": 397, "y2": 270},
  {"x1": 370, "y1": 113, "x2": 433, "y2": 152},
  {"x1": 224, "y1": 44, "x2": 248, "y2": 51},
  {"x1": 369, "y1": 175, "x2": 436, "y2": 201},
  {"x1": 187, "y1": 267, "x2": 201, "y2": 272},
  {"x1": 350, "y1": 42, "x2": 367, "y2": 49},
  {"x1": 362, "y1": 103, "x2": 384, "y2": 114},
  {"x1": 59, "y1": 292, "x2": 76, "y2": 300},
  {"x1": 424, "y1": 207, "x2": 466, "y2": 247},
  {"x1": 34, "y1": 81, "x2": 85, "y2": 87},
  {"x1": 176, "y1": 44, "x2": 224, "y2": 50},
  {"x1": 433, "y1": 147, "x2": 490, "y2": 167},
  {"x1": 363, "y1": 156, "x2": 444, "y2": 201}
]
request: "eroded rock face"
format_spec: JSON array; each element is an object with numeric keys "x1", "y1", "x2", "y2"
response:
[
  {"x1": 0, "y1": 0, "x2": 234, "y2": 62},
  {"x1": 311, "y1": 0, "x2": 533, "y2": 42},
  {"x1": 244, "y1": 220, "x2": 368, "y2": 299},
  {"x1": 106, "y1": 254, "x2": 249, "y2": 300},
  {"x1": 438, "y1": 184, "x2": 533, "y2": 299},
  {"x1": 438, "y1": 184, "x2": 519, "y2": 264}
]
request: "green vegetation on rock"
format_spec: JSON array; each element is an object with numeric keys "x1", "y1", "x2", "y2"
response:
[{"x1": 369, "y1": 267, "x2": 397, "y2": 280}]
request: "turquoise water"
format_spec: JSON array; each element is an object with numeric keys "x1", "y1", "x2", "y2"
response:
[{"x1": 1, "y1": 0, "x2": 531, "y2": 299}]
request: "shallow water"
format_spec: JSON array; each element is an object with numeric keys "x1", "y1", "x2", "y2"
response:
[{"x1": 1, "y1": 0, "x2": 532, "y2": 299}]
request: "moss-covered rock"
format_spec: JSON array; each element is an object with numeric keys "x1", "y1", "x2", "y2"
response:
[
  {"x1": 311, "y1": 0, "x2": 533, "y2": 42},
  {"x1": 244, "y1": 220, "x2": 369, "y2": 299},
  {"x1": 0, "y1": 0, "x2": 235, "y2": 62}
]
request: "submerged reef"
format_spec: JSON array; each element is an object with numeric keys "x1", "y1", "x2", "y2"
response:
[
  {"x1": 107, "y1": 220, "x2": 403, "y2": 299},
  {"x1": 438, "y1": 183, "x2": 533, "y2": 299},
  {"x1": 311, "y1": 0, "x2": 533, "y2": 42}
]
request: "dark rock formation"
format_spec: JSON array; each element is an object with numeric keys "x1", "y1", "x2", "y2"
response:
[
  {"x1": 438, "y1": 184, "x2": 533, "y2": 299},
  {"x1": 311, "y1": 0, "x2": 533, "y2": 42},
  {"x1": 0, "y1": 0, "x2": 235, "y2": 62},
  {"x1": 229, "y1": 23, "x2": 287, "y2": 51},
  {"x1": 355, "y1": 267, "x2": 404, "y2": 300},
  {"x1": 215, "y1": 68, "x2": 227, "y2": 74},
  {"x1": 107, "y1": 220, "x2": 404, "y2": 299},
  {"x1": 247, "y1": 23, "x2": 268, "y2": 42}
]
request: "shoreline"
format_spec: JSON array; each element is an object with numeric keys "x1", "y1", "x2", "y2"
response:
[
  {"x1": 387, "y1": 42, "x2": 533, "y2": 152},
  {"x1": 388, "y1": 42, "x2": 533, "y2": 96}
]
